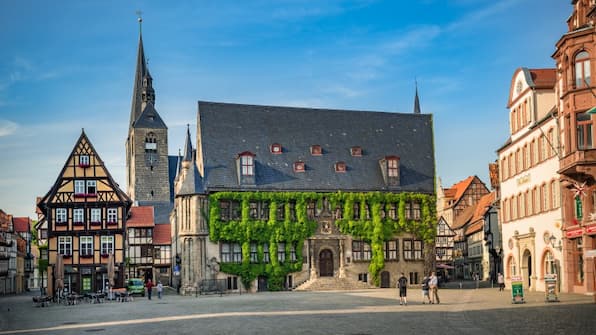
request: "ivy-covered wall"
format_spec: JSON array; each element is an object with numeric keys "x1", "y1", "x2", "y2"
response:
[{"x1": 209, "y1": 191, "x2": 436, "y2": 290}]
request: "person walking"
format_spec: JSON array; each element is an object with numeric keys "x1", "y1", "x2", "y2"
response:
[
  {"x1": 146, "y1": 279, "x2": 154, "y2": 300},
  {"x1": 397, "y1": 273, "x2": 408, "y2": 306},
  {"x1": 429, "y1": 271, "x2": 440, "y2": 304},
  {"x1": 157, "y1": 281, "x2": 163, "y2": 299},
  {"x1": 497, "y1": 272, "x2": 505, "y2": 291},
  {"x1": 421, "y1": 275, "x2": 431, "y2": 304}
]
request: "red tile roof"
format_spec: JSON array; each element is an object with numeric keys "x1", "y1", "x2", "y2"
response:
[
  {"x1": 13, "y1": 217, "x2": 30, "y2": 233},
  {"x1": 153, "y1": 224, "x2": 171, "y2": 245},
  {"x1": 127, "y1": 206, "x2": 154, "y2": 228},
  {"x1": 529, "y1": 68, "x2": 556, "y2": 89},
  {"x1": 466, "y1": 192, "x2": 496, "y2": 235}
]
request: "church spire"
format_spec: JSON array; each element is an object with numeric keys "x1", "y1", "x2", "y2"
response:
[
  {"x1": 183, "y1": 124, "x2": 193, "y2": 162},
  {"x1": 413, "y1": 80, "x2": 421, "y2": 114},
  {"x1": 130, "y1": 14, "x2": 155, "y2": 127}
]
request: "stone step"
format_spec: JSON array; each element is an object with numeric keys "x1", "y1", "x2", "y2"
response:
[{"x1": 294, "y1": 276, "x2": 376, "y2": 291}]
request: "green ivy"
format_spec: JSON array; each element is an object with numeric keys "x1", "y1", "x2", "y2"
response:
[{"x1": 209, "y1": 191, "x2": 435, "y2": 289}]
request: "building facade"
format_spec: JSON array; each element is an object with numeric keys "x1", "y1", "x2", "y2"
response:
[
  {"x1": 38, "y1": 131, "x2": 132, "y2": 295},
  {"x1": 552, "y1": 0, "x2": 596, "y2": 296},
  {"x1": 0, "y1": 210, "x2": 16, "y2": 294},
  {"x1": 497, "y1": 67, "x2": 562, "y2": 293},
  {"x1": 126, "y1": 206, "x2": 155, "y2": 281}
]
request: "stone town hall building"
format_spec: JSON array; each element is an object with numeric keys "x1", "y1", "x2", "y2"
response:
[{"x1": 127, "y1": 26, "x2": 436, "y2": 293}]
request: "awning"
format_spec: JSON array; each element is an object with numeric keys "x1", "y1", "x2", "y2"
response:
[{"x1": 436, "y1": 264, "x2": 454, "y2": 269}]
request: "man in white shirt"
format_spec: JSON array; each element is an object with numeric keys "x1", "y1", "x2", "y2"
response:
[{"x1": 429, "y1": 271, "x2": 440, "y2": 304}]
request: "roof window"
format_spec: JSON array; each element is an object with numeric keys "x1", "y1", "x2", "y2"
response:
[
  {"x1": 270, "y1": 143, "x2": 282, "y2": 154},
  {"x1": 311, "y1": 145, "x2": 322, "y2": 156},
  {"x1": 294, "y1": 161, "x2": 305, "y2": 173},
  {"x1": 351, "y1": 146, "x2": 362, "y2": 157},
  {"x1": 335, "y1": 161, "x2": 347, "y2": 173}
]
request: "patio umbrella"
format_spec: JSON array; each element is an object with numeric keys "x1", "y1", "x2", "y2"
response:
[
  {"x1": 107, "y1": 253, "x2": 115, "y2": 287},
  {"x1": 55, "y1": 254, "x2": 64, "y2": 294}
]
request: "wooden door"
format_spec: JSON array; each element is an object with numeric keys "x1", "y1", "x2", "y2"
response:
[
  {"x1": 380, "y1": 271, "x2": 390, "y2": 288},
  {"x1": 319, "y1": 249, "x2": 333, "y2": 277}
]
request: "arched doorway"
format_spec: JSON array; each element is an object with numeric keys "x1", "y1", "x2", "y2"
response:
[
  {"x1": 522, "y1": 250, "x2": 532, "y2": 289},
  {"x1": 319, "y1": 249, "x2": 334, "y2": 277},
  {"x1": 380, "y1": 271, "x2": 390, "y2": 288}
]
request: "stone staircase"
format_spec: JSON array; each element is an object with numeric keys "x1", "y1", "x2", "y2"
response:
[{"x1": 294, "y1": 276, "x2": 376, "y2": 291}]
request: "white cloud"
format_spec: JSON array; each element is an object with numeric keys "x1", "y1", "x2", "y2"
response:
[{"x1": 0, "y1": 119, "x2": 18, "y2": 137}]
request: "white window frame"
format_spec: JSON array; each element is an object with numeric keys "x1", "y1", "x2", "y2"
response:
[
  {"x1": 58, "y1": 236, "x2": 72, "y2": 256},
  {"x1": 86, "y1": 180, "x2": 97, "y2": 195},
  {"x1": 101, "y1": 236, "x2": 114, "y2": 255},
  {"x1": 387, "y1": 159, "x2": 399, "y2": 177},
  {"x1": 79, "y1": 155, "x2": 90, "y2": 166},
  {"x1": 73, "y1": 208, "x2": 84, "y2": 223},
  {"x1": 241, "y1": 155, "x2": 254, "y2": 176},
  {"x1": 74, "y1": 180, "x2": 85, "y2": 194},
  {"x1": 107, "y1": 208, "x2": 118, "y2": 223},
  {"x1": 90, "y1": 208, "x2": 101, "y2": 223},
  {"x1": 56, "y1": 208, "x2": 67, "y2": 223},
  {"x1": 80, "y1": 236, "x2": 93, "y2": 256}
]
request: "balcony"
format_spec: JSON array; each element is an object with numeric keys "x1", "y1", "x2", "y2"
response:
[{"x1": 558, "y1": 148, "x2": 596, "y2": 178}]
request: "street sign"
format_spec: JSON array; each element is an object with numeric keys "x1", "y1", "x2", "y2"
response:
[{"x1": 511, "y1": 276, "x2": 525, "y2": 304}]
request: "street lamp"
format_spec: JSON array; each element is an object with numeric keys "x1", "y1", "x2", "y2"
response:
[{"x1": 549, "y1": 235, "x2": 562, "y2": 251}]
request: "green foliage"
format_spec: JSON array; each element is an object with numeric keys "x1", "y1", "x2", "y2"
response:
[{"x1": 209, "y1": 191, "x2": 435, "y2": 289}]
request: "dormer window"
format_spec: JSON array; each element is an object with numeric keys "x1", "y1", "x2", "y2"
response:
[
  {"x1": 351, "y1": 146, "x2": 362, "y2": 157},
  {"x1": 270, "y1": 143, "x2": 282, "y2": 154},
  {"x1": 238, "y1": 152, "x2": 255, "y2": 176},
  {"x1": 310, "y1": 145, "x2": 322, "y2": 156},
  {"x1": 380, "y1": 156, "x2": 400, "y2": 186},
  {"x1": 79, "y1": 155, "x2": 90, "y2": 167},
  {"x1": 387, "y1": 156, "x2": 399, "y2": 177},
  {"x1": 294, "y1": 161, "x2": 305, "y2": 172},
  {"x1": 335, "y1": 161, "x2": 347, "y2": 173}
]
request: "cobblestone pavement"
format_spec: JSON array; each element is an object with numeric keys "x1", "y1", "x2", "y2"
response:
[{"x1": 1, "y1": 286, "x2": 595, "y2": 335}]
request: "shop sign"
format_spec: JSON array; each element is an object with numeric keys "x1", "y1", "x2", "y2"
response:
[
  {"x1": 511, "y1": 276, "x2": 525, "y2": 304},
  {"x1": 565, "y1": 228, "x2": 583, "y2": 238},
  {"x1": 544, "y1": 274, "x2": 558, "y2": 302},
  {"x1": 585, "y1": 225, "x2": 596, "y2": 235}
]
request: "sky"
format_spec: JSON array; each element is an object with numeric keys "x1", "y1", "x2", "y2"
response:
[{"x1": 0, "y1": 0, "x2": 571, "y2": 218}]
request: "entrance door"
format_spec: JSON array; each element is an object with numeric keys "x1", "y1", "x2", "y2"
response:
[
  {"x1": 522, "y1": 250, "x2": 532, "y2": 289},
  {"x1": 319, "y1": 249, "x2": 334, "y2": 277},
  {"x1": 380, "y1": 271, "x2": 390, "y2": 288},
  {"x1": 257, "y1": 276, "x2": 268, "y2": 292}
]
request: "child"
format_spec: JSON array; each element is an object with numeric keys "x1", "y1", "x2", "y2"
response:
[{"x1": 421, "y1": 276, "x2": 431, "y2": 304}]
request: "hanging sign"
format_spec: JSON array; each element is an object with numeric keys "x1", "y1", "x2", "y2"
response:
[{"x1": 575, "y1": 196, "x2": 583, "y2": 219}]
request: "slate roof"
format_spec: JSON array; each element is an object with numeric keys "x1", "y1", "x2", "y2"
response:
[
  {"x1": 153, "y1": 223, "x2": 171, "y2": 245},
  {"x1": 137, "y1": 201, "x2": 172, "y2": 225},
  {"x1": 196, "y1": 101, "x2": 435, "y2": 193},
  {"x1": 127, "y1": 206, "x2": 154, "y2": 228},
  {"x1": 133, "y1": 102, "x2": 167, "y2": 129}
]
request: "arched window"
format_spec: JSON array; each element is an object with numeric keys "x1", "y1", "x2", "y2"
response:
[
  {"x1": 575, "y1": 51, "x2": 591, "y2": 88},
  {"x1": 544, "y1": 251, "x2": 555, "y2": 276},
  {"x1": 551, "y1": 180, "x2": 560, "y2": 208},
  {"x1": 508, "y1": 256, "x2": 517, "y2": 278}
]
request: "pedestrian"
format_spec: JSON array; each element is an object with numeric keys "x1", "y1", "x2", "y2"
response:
[
  {"x1": 157, "y1": 281, "x2": 163, "y2": 299},
  {"x1": 429, "y1": 271, "x2": 440, "y2": 304},
  {"x1": 397, "y1": 273, "x2": 408, "y2": 306},
  {"x1": 421, "y1": 275, "x2": 431, "y2": 304},
  {"x1": 497, "y1": 272, "x2": 505, "y2": 291},
  {"x1": 146, "y1": 278, "x2": 153, "y2": 300},
  {"x1": 474, "y1": 272, "x2": 479, "y2": 289}
]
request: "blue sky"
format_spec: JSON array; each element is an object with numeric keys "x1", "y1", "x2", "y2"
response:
[{"x1": 0, "y1": 0, "x2": 570, "y2": 218}]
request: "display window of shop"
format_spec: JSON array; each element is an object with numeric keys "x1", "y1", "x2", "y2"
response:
[{"x1": 573, "y1": 238, "x2": 584, "y2": 284}]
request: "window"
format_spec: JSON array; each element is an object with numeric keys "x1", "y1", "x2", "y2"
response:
[
  {"x1": 575, "y1": 51, "x2": 591, "y2": 88},
  {"x1": 352, "y1": 240, "x2": 371, "y2": 261},
  {"x1": 404, "y1": 239, "x2": 424, "y2": 260},
  {"x1": 101, "y1": 236, "x2": 114, "y2": 255},
  {"x1": 409, "y1": 272, "x2": 419, "y2": 285},
  {"x1": 249, "y1": 202, "x2": 258, "y2": 219},
  {"x1": 577, "y1": 112, "x2": 593, "y2": 150},
  {"x1": 73, "y1": 208, "x2": 84, "y2": 223},
  {"x1": 358, "y1": 273, "x2": 368, "y2": 282},
  {"x1": 263, "y1": 244, "x2": 270, "y2": 263},
  {"x1": 290, "y1": 243, "x2": 296, "y2": 262},
  {"x1": 56, "y1": 208, "x2": 67, "y2": 223},
  {"x1": 220, "y1": 201, "x2": 229, "y2": 221},
  {"x1": 221, "y1": 243, "x2": 231, "y2": 263},
  {"x1": 387, "y1": 157, "x2": 399, "y2": 177},
  {"x1": 58, "y1": 236, "x2": 72, "y2": 256},
  {"x1": 260, "y1": 202, "x2": 269, "y2": 220},
  {"x1": 277, "y1": 243, "x2": 286, "y2": 263},
  {"x1": 79, "y1": 155, "x2": 90, "y2": 167},
  {"x1": 509, "y1": 257, "x2": 517, "y2": 277},
  {"x1": 307, "y1": 201, "x2": 316, "y2": 219},
  {"x1": 80, "y1": 236, "x2": 93, "y2": 256},
  {"x1": 310, "y1": 145, "x2": 322, "y2": 156},
  {"x1": 270, "y1": 143, "x2": 282, "y2": 154},
  {"x1": 107, "y1": 208, "x2": 118, "y2": 223},
  {"x1": 240, "y1": 154, "x2": 254, "y2": 176},
  {"x1": 86, "y1": 180, "x2": 96, "y2": 195},
  {"x1": 227, "y1": 276, "x2": 238, "y2": 290},
  {"x1": 545, "y1": 251, "x2": 555, "y2": 275},
  {"x1": 232, "y1": 243, "x2": 242, "y2": 263},
  {"x1": 351, "y1": 146, "x2": 362, "y2": 156},
  {"x1": 388, "y1": 203, "x2": 397, "y2": 220},
  {"x1": 353, "y1": 202, "x2": 360, "y2": 219},
  {"x1": 145, "y1": 132, "x2": 157, "y2": 153},
  {"x1": 293, "y1": 161, "x2": 305, "y2": 172},
  {"x1": 541, "y1": 184, "x2": 548, "y2": 212},
  {"x1": 412, "y1": 202, "x2": 421, "y2": 220},
  {"x1": 250, "y1": 243, "x2": 258, "y2": 263},
  {"x1": 384, "y1": 240, "x2": 398, "y2": 260},
  {"x1": 90, "y1": 208, "x2": 101, "y2": 223},
  {"x1": 335, "y1": 161, "x2": 346, "y2": 173},
  {"x1": 75, "y1": 180, "x2": 85, "y2": 195},
  {"x1": 276, "y1": 203, "x2": 284, "y2": 220}
]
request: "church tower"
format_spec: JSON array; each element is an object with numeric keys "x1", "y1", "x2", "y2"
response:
[{"x1": 126, "y1": 17, "x2": 170, "y2": 203}]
